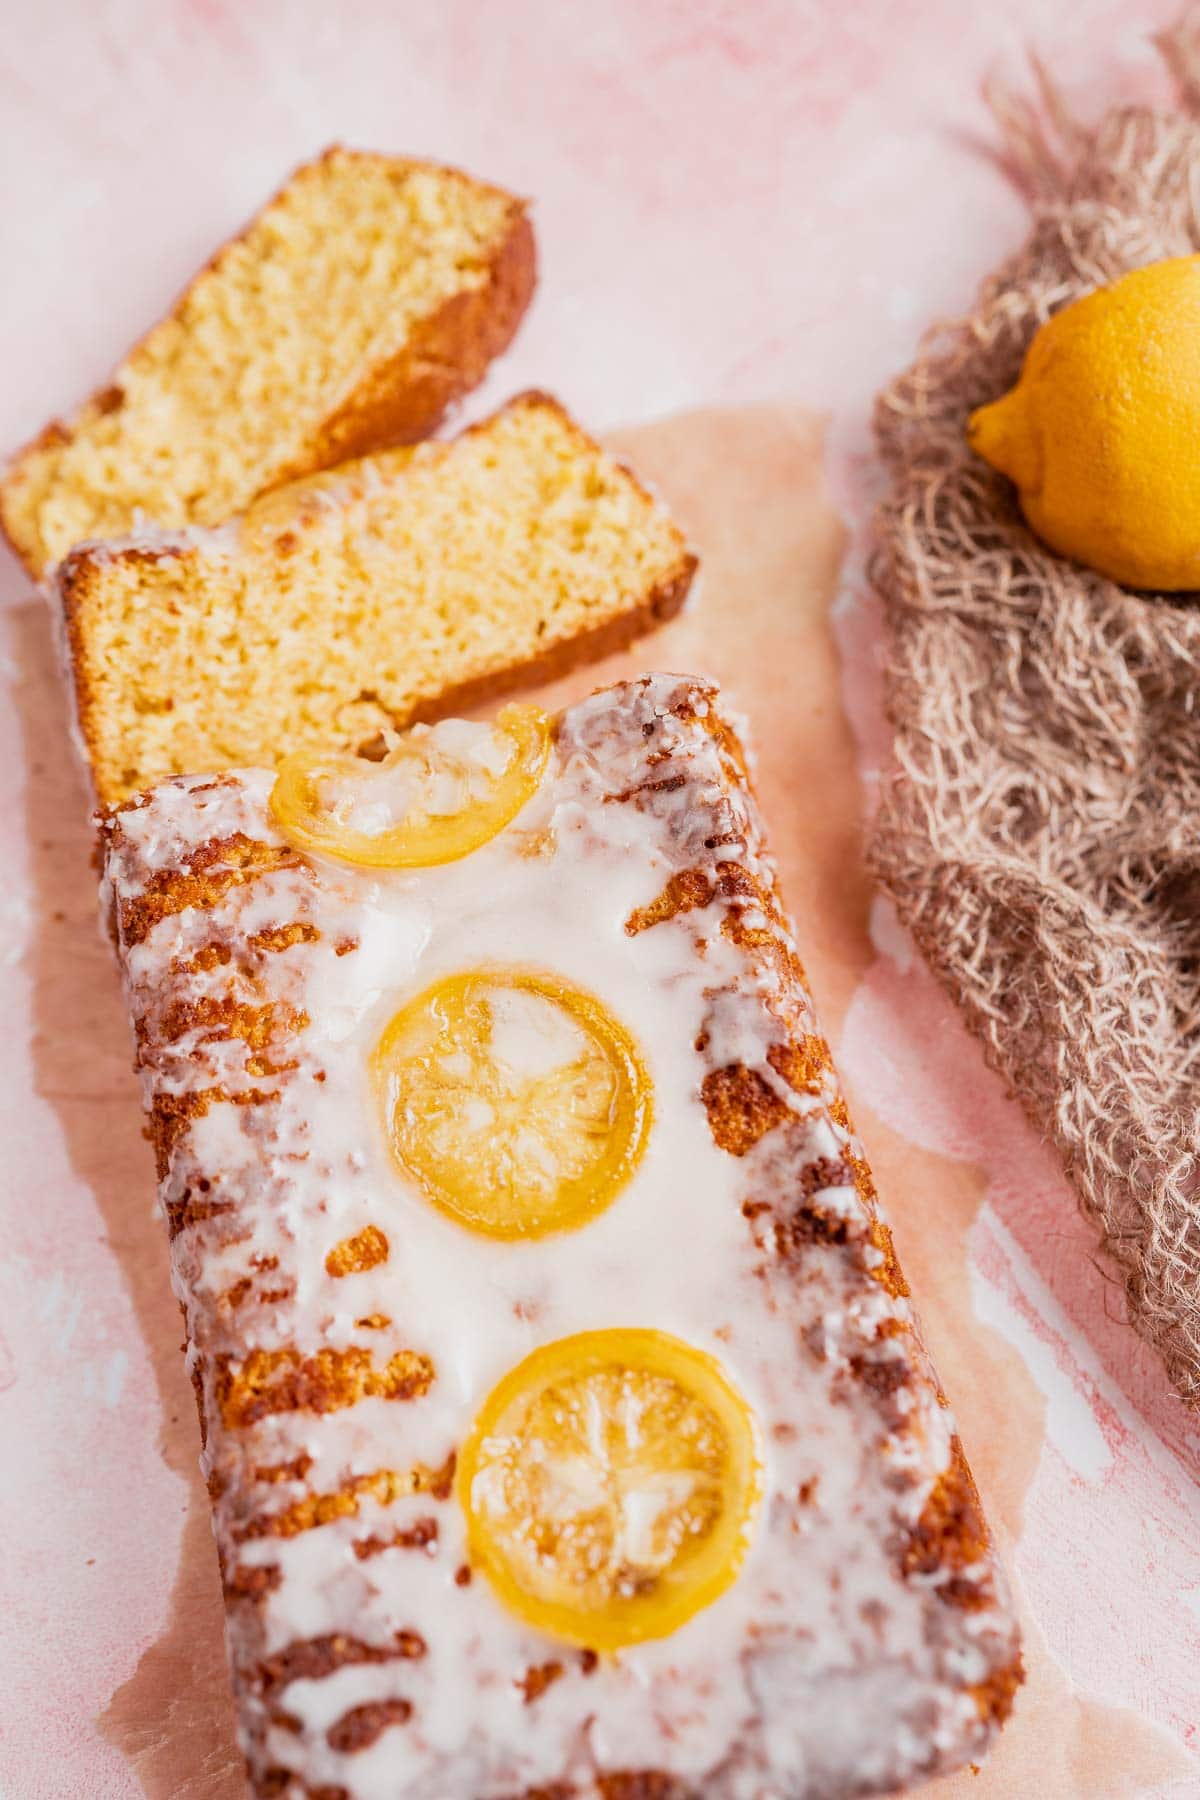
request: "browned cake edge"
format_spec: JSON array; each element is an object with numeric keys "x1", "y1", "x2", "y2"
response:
[
  {"x1": 295, "y1": 196, "x2": 535, "y2": 476},
  {"x1": 0, "y1": 145, "x2": 536, "y2": 581},
  {"x1": 55, "y1": 392, "x2": 698, "y2": 807}
]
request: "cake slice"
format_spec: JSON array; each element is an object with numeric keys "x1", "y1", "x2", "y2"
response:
[
  {"x1": 0, "y1": 147, "x2": 535, "y2": 580},
  {"x1": 56, "y1": 393, "x2": 697, "y2": 804},
  {"x1": 99, "y1": 674, "x2": 1021, "y2": 1799}
]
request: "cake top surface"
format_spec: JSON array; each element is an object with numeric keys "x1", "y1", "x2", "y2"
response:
[{"x1": 101, "y1": 674, "x2": 1020, "y2": 1799}]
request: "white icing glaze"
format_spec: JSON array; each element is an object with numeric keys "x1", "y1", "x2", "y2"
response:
[{"x1": 100, "y1": 675, "x2": 1020, "y2": 1800}]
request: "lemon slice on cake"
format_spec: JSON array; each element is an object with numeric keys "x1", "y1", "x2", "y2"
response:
[
  {"x1": 269, "y1": 704, "x2": 550, "y2": 868},
  {"x1": 372, "y1": 969, "x2": 652, "y2": 1239},
  {"x1": 458, "y1": 1329, "x2": 763, "y2": 1649}
]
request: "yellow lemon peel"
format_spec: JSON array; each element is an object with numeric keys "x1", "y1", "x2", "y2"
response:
[
  {"x1": 372, "y1": 969, "x2": 652, "y2": 1239},
  {"x1": 269, "y1": 704, "x2": 550, "y2": 868},
  {"x1": 968, "y1": 254, "x2": 1200, "y2": 590},
  {"x1": 457, "y1": 1329, "x2": 763, "y2": 1649}
]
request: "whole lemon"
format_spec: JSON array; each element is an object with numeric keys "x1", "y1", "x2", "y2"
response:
[{"x1": 967, "y1": 255, "x2": 1200, "y2": 590}]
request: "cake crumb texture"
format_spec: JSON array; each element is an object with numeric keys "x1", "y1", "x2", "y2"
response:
[
  {"x1": 61, "y1": 393, "x2": 697, "y2": 802},
  {"x1": 1, "y1": 147, "x2": 535, "y2": 578}
]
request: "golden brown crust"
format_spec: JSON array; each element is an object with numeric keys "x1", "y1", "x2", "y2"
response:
[
  {"x1": 901, "y1": 1437, "x2": 991, "y2": 1586},
  {"x1": 251, "y1": 1629, "x2": 426, "y2": 1698},
  {"x1": 971, "y1": 1655, "x2": 1026, "y2": 1726},
  {"x1": 246, "y1": 922, "x2": 322, "y2": 953},
  {"x1": 362, "y1": 423, "x2": 699, "y2": 728},
  {"x1": 149, "y1": 1085, "x2": 277, "y2": 1185},
  {"x1": 294, "y1": 209, "x2": 536, "y2": 473},
  {"x1": 518, "y1": 1661, "x2": 566, "y2": 1705},
  {"x1": 155, "y1": 995, "x2": 308, "y2": 1053},
  {"x1": 325, "y1": 1698, "x2": 414, "y2": 1753},
  {"x1": 624, "y1": 868, "x2": 714, "y2": 935},
  {"x1": 324, "y1": 1225, "x2": 390, "y2": 1278},
  {"x1": 109, "y1": 828, "x2": 304, "y2": 943},
  {"x1": 58, "y1": 552, "x2": 107, "y2": 792},
  {"x1": 215, "y1": 1345, "x2": 435, "y2": 1429},
  {"x1": 504, "y1": 1778, "x2": 695, "y2": 1800},
  {"x1": 352, "y1": 1518, "x2": 439, "y2": 1559},
  {"x1": 234, "y1": 1470, "x2": 448, "y2": 1545},
  {"x1": 700, "y1": 1062, "x2": 793, "y2": 1154},
  {"x1": 394, "y1": 556, "x2": 696, "y2": 737},
  {"x1": 223, "y1": 1561, "x2": 283, "y2": 1605},
  {"x1": 597, "y1": 1776, "x2": 694, "y2": 1800}
]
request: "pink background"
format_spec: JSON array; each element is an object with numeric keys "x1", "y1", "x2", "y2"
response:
[{"x1": 2, "y1": 2, "x2": 1198, "y2": 1796}]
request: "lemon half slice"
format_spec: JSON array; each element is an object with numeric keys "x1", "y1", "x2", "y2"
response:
[
  {"x1": 372, "y1": 969, "x2": 652, "y2": 1239},
  {"x1": 268, "y1": 704, "x2": 550, "y2": 868},
  {"x1": 458, "y1": 1329, "x2": 763, "y2": 1649}
]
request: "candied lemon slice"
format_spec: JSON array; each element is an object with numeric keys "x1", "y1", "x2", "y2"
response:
[
  {"x1": 458, "y1": 1329, "x2": 763, "y2": 1649},
  {"x1": 372, "y1": 970, "x2": 651, "y2": 1239},
  {"x1": 268, "y1": 704, "x2": 550, "y2": 868}
]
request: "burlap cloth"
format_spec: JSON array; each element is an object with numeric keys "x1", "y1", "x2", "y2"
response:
[{"x1": 869, "y1": 15, "x2": 1200, "y2": 1409}]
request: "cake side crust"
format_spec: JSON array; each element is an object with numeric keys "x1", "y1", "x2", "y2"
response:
[{"x1": 297, "y1": 207, "x2": 537, "y2": 474}]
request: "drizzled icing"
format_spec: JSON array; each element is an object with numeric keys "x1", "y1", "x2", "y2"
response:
[{"x1": 100, "y1": 674, "x2": 1021, "y2": 1799}]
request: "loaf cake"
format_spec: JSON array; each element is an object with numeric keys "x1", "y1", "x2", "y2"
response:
[
  {"x1": 100, "y1": 673, "x2": 1021, "y2": 1798},
  {"x1": 57, "y1": 393, "x2": 697, "y2": 805},
  {"x1": 0, "y1": 148, "x2": 535, "y2": 580}
]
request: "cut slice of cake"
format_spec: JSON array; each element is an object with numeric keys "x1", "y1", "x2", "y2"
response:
[
  {"x1": 56, "y1": 393, "x2": 697, "y2": 804},
  {"x1": 99, "y1": 674, "x2": 1021, "y2": 1799},
  {"x1": 0, "y1": 147, "x2": 535, "y2": 580}
]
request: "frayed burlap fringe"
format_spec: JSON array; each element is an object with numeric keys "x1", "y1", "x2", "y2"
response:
[{"x1": 869, "y1": 17, "x2": 1200, "y2": 1408}]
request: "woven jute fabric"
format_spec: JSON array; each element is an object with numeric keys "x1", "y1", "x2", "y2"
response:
[{"x1": 869, "y1": 18, "x2": 1200, "y2": 1407}]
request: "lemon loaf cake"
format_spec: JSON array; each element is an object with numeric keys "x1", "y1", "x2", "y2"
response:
[
  {"x1": 100, "y1": 674, "x2": 1022, "y2": 1800},
  {"x1": 57, "y1": 393, "x2": 697, "y2": 805},
  {"x1": 0, "y1": 148, "x2": 535, "y2": 580}
]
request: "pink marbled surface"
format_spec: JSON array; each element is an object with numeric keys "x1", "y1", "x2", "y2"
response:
[{"x1": 1, "y1": 3, "x2": 1198, "y2": 1797}]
